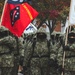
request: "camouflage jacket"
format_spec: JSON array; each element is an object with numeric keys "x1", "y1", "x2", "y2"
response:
[
  {"x1": 0, "y1": 36, "x2": 16, "y2": 67},
  {"x1": 67, "y1": 42, "x2": 75, "y2": 51},
  {"x1": 0, "y1": 36, "x2": 24, "y2": 67}
]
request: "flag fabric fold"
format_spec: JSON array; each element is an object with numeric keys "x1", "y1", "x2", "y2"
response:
[
  {"x1": 1, "y1": 1, "x2": 38, "y2": 37},
  {"x1": 7, "y1": 0, "x2": 26, "y2": 4},
  {"x1": 61, "y1": 18, "x2": 69, "y2": 34},
  {"x1": 69, "y1": 0, "x2": 75, "y2": 25}
]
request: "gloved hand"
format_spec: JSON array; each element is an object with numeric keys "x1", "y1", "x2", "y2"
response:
[
  {"x1": 63, "y1": 45, "x2": 69, "y2": 50},
  {"x1": 19, "y1": 56, "x2": 24, "y2": 66}
]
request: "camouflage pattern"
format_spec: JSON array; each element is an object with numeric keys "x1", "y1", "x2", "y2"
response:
[
  {"x1": 37, "y1": 26, "x2": 46, "y2": 33},
  {"x1": 50, "y1": 41, "x2": 59, "y2": 60},
  {"x1": 49, "y1": 36, "x2": 63, "y2": 75},
  {"x1": 30, "y1": 39, "x2": 50, "y2": 75},
  {"x1": 62, "y1": 31, "x2": 75, "y2": 75},
  {"x1": 0, "y1": 36, "x2": 16, "y2": 67},
  {"x1": 0, "y1": 26, "x2": 24, "y2": 75},
  {"x1": 23, "y1": 24, "x2": 51, "y2": 75},
  {"x1": 23, "y1": 25, "x2": 65, "y2": 75},
  {"x1": 23, "y1": 28, "x2": 75, "y2": 75},
  {"x1": 50, "y1": 34, "x2": 63, "y2": 62},
  {"x1": 0, "y1": 36, "x2": 16, "y2": 75},
  {"x1": 64, "y1": 42, "x2": 75, "y2": 75},
  {"x1": 18, "y1": 36, "x2": 24, "y2": 56},
  {"x1": 23, "y1": 34, "x2": 35, "y2": 75},
  {"x1": 0, "y1": 26, "x2": 8, "y2": 32},
  {"x1": 57, "y1": 45, "x2": 63, "y2": 66}
]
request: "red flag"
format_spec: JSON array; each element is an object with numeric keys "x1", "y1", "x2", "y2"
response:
[{"x1": 1, "y1": 2, "x2": 38, "y2": 37}]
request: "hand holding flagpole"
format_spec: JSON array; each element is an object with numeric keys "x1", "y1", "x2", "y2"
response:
[{"x1": 61, "y1": 0, "x2": 75, "y2": 75}]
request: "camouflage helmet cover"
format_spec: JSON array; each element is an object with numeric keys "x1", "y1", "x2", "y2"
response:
[{"x1": 37, "y1": 23, "x2": 46, "y2": 33}]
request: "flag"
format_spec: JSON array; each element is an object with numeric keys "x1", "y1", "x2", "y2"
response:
[
  {"x1": 24, "y1": 23, "x2": 37, "y2": 34},
  {"x1": 61, "y1": 18, "x2": 69, "y2": 34},
  {"x1": 7, "y1": 0, "x2": 32, "y2": 4},
  {"x1": 7, "y1": 0, "x2": 26, "y2": 4},
  {"x1": 1, "y1": 1, "x2": 39, "y2": 37},
  {"x1": 69, "y1": 0, "x2": 75, "y2": 25}
]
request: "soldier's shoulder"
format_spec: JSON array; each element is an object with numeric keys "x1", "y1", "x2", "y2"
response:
[{"x1": 0, "y1": 26, "x2": 8, "y2": 32}]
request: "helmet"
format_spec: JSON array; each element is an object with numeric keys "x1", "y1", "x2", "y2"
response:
[{"x1": 37, "y1": 24, "x2": 46, "y2": 33}]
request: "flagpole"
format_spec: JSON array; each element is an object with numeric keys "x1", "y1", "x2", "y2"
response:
[
  {"x1": 0, "y1": 0, "x2": 7, "y2": 26},
  {"x1": 61, "y1": 25, "x2": 69, "y2": 75},
  {"x1": 61, "y1": 0, "x2": 74, "y2": 75},
  {"x1": 61, "y1": 20, "x2": 72, "y2": 75}
]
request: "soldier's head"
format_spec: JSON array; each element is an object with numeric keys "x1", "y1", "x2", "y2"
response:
[
  {"x1": 68, "y1": 31, "x2": 75, "y2": 43},
  {"x1": 0, "y1": 26, "x2": 9, "y2": 38},
  {"x1": 37, "y1": 24, "x2": 47, "y2": 41}
]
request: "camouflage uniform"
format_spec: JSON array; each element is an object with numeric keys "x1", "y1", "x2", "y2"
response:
[
  {"x1": 0, "y1": 26, "x2": 24, "y2": 75},
  {"x1": 49, "y1": 35, "x2": 63, "y2": 75},
  {"x1": 23, "y1": 34, "x2": 35, "y2": 75},
  {"x1": 23, "y1": 27, "x2": 65, "y2": 75},
  {"x1": 63, "y1": 32, "x2": 75, "y2": 75},
  {"x1": 23, "y1": 26, "x2": 50, "y2": 75}
]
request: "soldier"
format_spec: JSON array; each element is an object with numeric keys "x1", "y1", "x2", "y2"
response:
[
  {"x1": 23, "y1": 24, "x2": 65, "y2": 75},
  {"x1": 23, "y1": 24, "x2": 51, "y2": 75},
  {"x1": 63, "y1": 31, "x2": 75, "y2": 75},
  {"x1": 49, "y1": 34, "x2": 64, "y2": 75},
  {"x1": 22, "y1": 34, "x2": 34, "y2": 75},
  {"x1": 0, "y1": 26, "x2": 24, "y2": 75}
]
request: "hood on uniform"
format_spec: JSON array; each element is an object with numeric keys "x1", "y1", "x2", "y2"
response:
[{"x1": 37, "y1": 25, "x2": 47, "y2": 40}]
